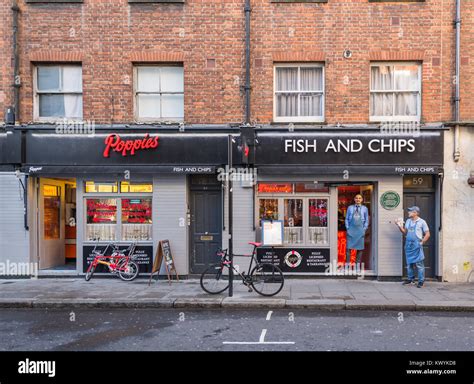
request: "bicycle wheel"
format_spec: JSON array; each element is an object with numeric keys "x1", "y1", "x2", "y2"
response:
[
  {"x1": 85, "y1": 263, "x2": 96, "y2": 281},
  {"x1": 250, "y1": 263, "x2": 284, "y2": 297},
  {"x1": 200, "y1": 264, "x2": 229, "y2": 294},
  {"x1": 118, "y1": 261, "x2": 139, "y2": 281}
]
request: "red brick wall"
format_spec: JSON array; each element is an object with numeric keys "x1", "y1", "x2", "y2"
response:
[
  {"x1": 0, "y1": 0, "x2": 470, "y2": 125},
  {"x1": 0, "y1": 0, "x2": 13, "y2": 119}
]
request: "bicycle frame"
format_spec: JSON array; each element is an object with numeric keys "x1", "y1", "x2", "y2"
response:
[{"x1": 218, "y1": 244, "x2": 259, "y2": 282}]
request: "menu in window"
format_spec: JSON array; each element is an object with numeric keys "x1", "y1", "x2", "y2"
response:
[
  {"x1": 86, "y1": 199, "x2": 117, "y2": 223},
  {"x1": 262, "y1": 220, "x2": 283, "y2": 246}
]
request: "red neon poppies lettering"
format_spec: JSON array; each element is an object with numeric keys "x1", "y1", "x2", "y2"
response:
[{"x1": 103, "y1": 133, "x2": 159, "y2": 158}]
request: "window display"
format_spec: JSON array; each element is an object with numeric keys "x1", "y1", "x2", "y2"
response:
[
  {"x1": 259, "y1": 199, "x2": 278, "y2": 221},
  {"x1": 284, "y1": 199, "x2": 303, "y2": 244},
  {"x1": 122, "y1": 198, "x2": 152, "y2": 240},
  {"x1": 308, "y1": 198, "x2": 328, "y2": 245},
  {"x1": 86, "y1": 198, "x2": 117, "y2": 241}
]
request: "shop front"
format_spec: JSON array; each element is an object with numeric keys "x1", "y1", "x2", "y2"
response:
[
  {"x1": 244, "y1": 129, "x2": 444, "y2": 279},
  {"x1": 21, "y1": 129, "x2": 234, "y2": 276}
]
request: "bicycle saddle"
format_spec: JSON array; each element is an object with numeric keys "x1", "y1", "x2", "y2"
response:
[{"x1": 248, "y1": 242, "x2": 262, "y2": 247}]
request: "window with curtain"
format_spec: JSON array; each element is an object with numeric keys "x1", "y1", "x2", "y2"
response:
[
  {"x1": 36, "y1": 65, "x2": 83, "y2": 120},
  {"x1": 135, "y1": 66, "x2": 184, "y2": 121},
  {"x1": 370, "y1": 63, "x2": 421, "y2": 121},
  {"x1": 274, "y1": 65, "x2": 324, "y2": 122}
]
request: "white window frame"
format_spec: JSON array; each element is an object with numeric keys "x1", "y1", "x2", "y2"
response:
[
  {"x1": 273, "y1": 63, "x2": 325, "y2": 123},
  {"x1": 256, "y1": 186, "x2": 330, "y2": 247},
  {"x1": 83, "y1": 180, "x2": 153, "y2": 243},
  {"x1": 369, "y1": 62, "x2": 422, "y2": 122},
  {"x1": 33, "y1": 64, "x2": 83, "y2": 122},
  {"x1": 133, "y1": 65, "x2": 184, "y2": 123}
]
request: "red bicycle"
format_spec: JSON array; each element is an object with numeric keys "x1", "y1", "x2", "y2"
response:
[{"x1": 85, "y1": 240, "x2": 140, "y2": 281}]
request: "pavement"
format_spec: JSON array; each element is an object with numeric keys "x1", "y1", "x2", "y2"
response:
[{"x1": 0, "y1": 277, "x2": 473, "y2": 311}]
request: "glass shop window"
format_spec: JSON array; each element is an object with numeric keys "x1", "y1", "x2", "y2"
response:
[
  {"x1": 122, "y1": 198, "x2": 153, "y2": 241},
  {"x1": 259, "y1": 199, "x2": 279, "y2": 221},
  {"x1": 120, "y1": 182, "x2": 153, "y2": 193},
  {"x1": 84, "y1": 181, "x2": 118, "y2": 193},
  {"x1": 284, "y1": 199, "x2": 303, "y2": 245},
  {"x1": 44, "y1": 185, "x2": 61, "y2": 240},
  {"x1": 86, "y1": 198, "x2": 117, "y2": 241},
  {"x1": 308, "y1": 198, "x2": 329, "y2": 246}
]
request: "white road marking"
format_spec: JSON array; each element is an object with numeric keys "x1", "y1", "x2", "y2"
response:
[
  {"x1": 266, "y1": 311, "x2": 273, "y2": 321},
  {"x1": 223, "y1": 328, "x2": 295, "y2": 345}
]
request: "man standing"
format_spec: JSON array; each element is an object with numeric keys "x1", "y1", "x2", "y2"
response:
[
  {"x1": 396, "y1": 206, "x2": 430, "y2": 288},
  {"x1": 345, "y1": 194, "x2": 369, "y2": 268}
]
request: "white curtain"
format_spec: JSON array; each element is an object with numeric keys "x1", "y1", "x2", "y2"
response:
[
  {"x1": 137, "y1": 67, "x2": 160, "y2": 92},
  {"x1": 64, "y1": 95, "x2": 83, "y2": 119},
  {"x1": 371, "y1": 64, "x2": 419, "y2": 118},
  {"x1": 371, "y1": 65, "x2": 393, "y2": 91},
  {"x1": 62, "y1": 66, "x2": 82, "y2": 92},
  {"x1": 370, "y1": 93, "x2": 393, "y2": 116},
  {"x1": 276, "y1": 67, "x2": 323, "y2": 117}
]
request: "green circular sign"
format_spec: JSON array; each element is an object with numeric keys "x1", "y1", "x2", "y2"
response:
[{"x1": 380, "y1": 191, "x2": 400, "y2": 210}]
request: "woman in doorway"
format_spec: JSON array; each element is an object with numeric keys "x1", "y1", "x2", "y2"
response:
[{"x1": 345, "y1": 194, "x2": 369, "y2": 268}]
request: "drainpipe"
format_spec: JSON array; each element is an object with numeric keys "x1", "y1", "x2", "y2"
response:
[
  {"x1": 453, "y1": 0, "x2": 461, "y2": 162},
  {"x1": 12, "y1": 1, "x2": 20, "y2": 123},
  {"x1": 244, "y1": 0, "x2": 251, "y2": 124}
]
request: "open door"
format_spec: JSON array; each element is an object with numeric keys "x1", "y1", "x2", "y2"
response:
[{"x1": 38, "y1": 178, "x2": 66, "y2": 269}]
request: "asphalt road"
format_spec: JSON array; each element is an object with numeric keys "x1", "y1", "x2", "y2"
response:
[{"x1": 0, "y1": 309, "x2": 473, "y2": 351}]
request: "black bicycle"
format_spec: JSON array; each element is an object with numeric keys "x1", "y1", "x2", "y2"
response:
[{"x1": 200, "y1": 242, "x2": 284, "y2": 297}]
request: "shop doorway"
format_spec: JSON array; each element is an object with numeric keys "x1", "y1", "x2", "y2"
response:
[
  {"x1": 403, "y1": 190, "x2": 436, "y2": 278},
  {"x1": 189, "y1": 175, "x2": 222, "y2": 274},
  {"x1": 37, "y1": 178, "x2": 77, "y2": 270},
  {"x1": 337, "y1": 184, "x2": 374, "y2": 270}
]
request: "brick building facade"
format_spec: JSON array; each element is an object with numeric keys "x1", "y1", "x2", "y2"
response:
[{"x1": 0, "y1": 0, "x2": 472, "y2": 282}]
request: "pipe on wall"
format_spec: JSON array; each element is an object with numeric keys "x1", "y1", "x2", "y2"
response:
[
  {"x1": 453, "y1": 0, "x2": 461, "y2": 162},
  {"x1": 12, "y1": 1, "x2": 20, "y2": 123},
  {"x1": 244, "y1": 0, "x2": 251, "y2": 124}
]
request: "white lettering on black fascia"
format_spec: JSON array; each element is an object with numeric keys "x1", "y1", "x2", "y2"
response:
[{"x1": 284, "y1": 139, "x2": 317, "y2": 153}]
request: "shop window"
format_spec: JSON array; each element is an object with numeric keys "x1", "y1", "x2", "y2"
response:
[
  {"x1": 86, "y1": 199, "x2": 117, "y2": 241},
  {"x1": 257, "y1": 182, "x2": 330, "y2": 246},
  {"x1": 122, "y1": 198, "x2": 152, "y2": 241},
  {"x1": 44, "y1": 185, "x2": 61, "y2": 240},
  {"x1": 370, "y1": 63, "x2": 421, "y2": 122},
  {"x1": 84, "y1": 181, "x2": 118, "y2": 193},
  {"x1": 135, "y1": 65, "x2": 184, "y2": 121},
  {"x1": 284, "y1": 199, "x2": 303, "y2": 244},
  {"x1": 120, "y1": 182, "x2": 153, "y2": 193},
  {"x1": 35, "y1": 65, "x2": 83, "y2": 120},
  {"x1": 308, "y1": 199, "x2": 329, "y2": 245},
  {"x1": 274, "y1": 64, "x2": 324, "y2": 123},
  {"x1": 259, "y1": 199, "x2": 279, "y2": 221}
]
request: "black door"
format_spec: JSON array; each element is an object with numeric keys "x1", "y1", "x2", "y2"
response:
[
  {"x1": 403, "y1": 193, "x2": 436, "y2": 278},
  {"x1": 189, "y1": 176, "x2": 222, "y2": 274}
]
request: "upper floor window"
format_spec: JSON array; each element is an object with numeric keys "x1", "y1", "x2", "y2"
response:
[
  {"x1": 370, "y1": 63, "x2": 421, "y2": 122},
  {"x1": 35, "y1": 65, "x2": 83, "y2": 121},
  {"x1": 134, "y1": 65, "x2": 184, "y2": 122},
  {"x1": 274, "y1": 64, "x2": 324, "y2": 123}
]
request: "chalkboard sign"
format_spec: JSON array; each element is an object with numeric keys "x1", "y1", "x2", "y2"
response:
[{"x1": 148, "y1": 240, "x2": 179, "y2": 285}]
